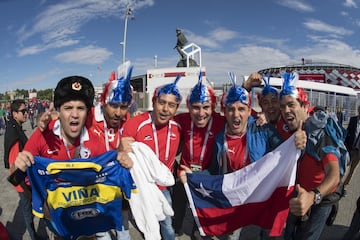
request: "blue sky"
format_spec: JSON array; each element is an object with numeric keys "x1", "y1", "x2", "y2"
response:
[{"x1": 1, "y1": 0, "x2": 360, "y2": 93}]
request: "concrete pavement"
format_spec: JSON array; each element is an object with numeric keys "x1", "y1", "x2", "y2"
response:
[{"x1": 0, "y1": 120, "x2": 359, "y2": 239}]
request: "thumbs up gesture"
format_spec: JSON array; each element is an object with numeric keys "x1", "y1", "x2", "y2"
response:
[
  {"x1": 289, "y1": 184, "x2": 314, "y2": 216},
  {"x1": 294, "y1": 120, "x2": 307, "y2": 150}
]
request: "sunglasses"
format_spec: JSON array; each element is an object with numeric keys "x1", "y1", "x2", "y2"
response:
[{"x1": 16, "y1": 109, "x2": 27, "y2": 114}]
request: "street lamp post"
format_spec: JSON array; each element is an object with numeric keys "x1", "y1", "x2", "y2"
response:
[{"x1": 121, "y1": 4, "x2": 133, "y2": 64}]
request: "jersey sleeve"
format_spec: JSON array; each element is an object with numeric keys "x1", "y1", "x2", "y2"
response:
[
  {"x1": 26, "y1": 157, "x2": 48, "y2": 218},
  {"x1": 23, "y1": 129, "x2": 44, "y2": 156}
]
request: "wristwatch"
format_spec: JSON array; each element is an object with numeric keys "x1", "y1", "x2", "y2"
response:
[{"x1": 311, "y1": 188, "x2": 322, "y2": 205}]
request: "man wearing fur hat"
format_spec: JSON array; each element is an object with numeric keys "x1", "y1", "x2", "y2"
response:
[
  {"x1": 36, "y1": 62, "x2": 135, "y2": 240},
  {"x1": 14, "y1": 76, "x2": 121, "y2": 239}
]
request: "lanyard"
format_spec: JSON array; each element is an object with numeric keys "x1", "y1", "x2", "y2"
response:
[
  {"x1": 61, "y1": 128, "x2": 86, "y2": 159},
  {"x1": 150, "y1": 113, "x2": 171, "y2": 161},
  {"x1": 103, "y1": 119, "x2": 121, "y2": 151},
  {"x1": 189, "y1": 117, "x2": 213, "y2": 164},
  {"x1": 223, "y1": 125, "x2": 248, "y2": 171}
]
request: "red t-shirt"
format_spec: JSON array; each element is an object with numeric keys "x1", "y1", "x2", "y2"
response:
[
  {"x1": 297, "y1": 152, "x2": 338, "y2": 191},
  {"x1": 225, "y1": 133, "x2": 251, "y2": 172},
  {"x1": 175, "y1": 112, "x2": 225, "y2": 171},
  {"x1": 122, "y1": 112, "x2": 181, "y2": 189}
]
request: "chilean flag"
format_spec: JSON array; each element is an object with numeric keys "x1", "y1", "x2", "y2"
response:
[{"x1": 184, "y1": 134, "x2": 300, "y2": 237}]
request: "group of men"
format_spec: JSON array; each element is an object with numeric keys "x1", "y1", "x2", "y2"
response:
[{"x1": 3, "y1": 61, "x2": 355, "y2": 240}]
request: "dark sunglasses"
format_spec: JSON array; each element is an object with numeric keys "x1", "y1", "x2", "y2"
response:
[{"x1": 16, "y1": 109, "x2": 27, "y2": 114}]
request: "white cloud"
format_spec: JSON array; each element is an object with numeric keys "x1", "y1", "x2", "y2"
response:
[
  {"x1": 16, "y1": 0, "x2": 154, "y2": 54},
  {"x1": 17, "y1": 39, "x2": 79, "y2": 56},
  {"x1": 55, "y1": 45, "x2": 113, "y2": 65},
  {"x1": 200, "y1": 46, "x2": 291, "y2": 85},
  {"x1": 294, "y1": 37, "x2": 360, "y2": 67},
  {"x1": 276, "y1": 0, "x2": 314, "y2": 12},
  {"x1": 208, "y1": 28, "x2": 238, "y2": 42},
  {"x1": 356, "y1": 19, "x2": 360, "y2": 27},
  {"x1": 185, "y1": 28, "x2": 238, "y2": 49},
  {"x1": 303, "y1": 19, "x2": 353, "y2": 36},
  {"x1": 344, "y1": 0, "x2": 358, "y2": 8},
  {"x1": 5, "y1": 69, "x2": 61, "y2": 91}
]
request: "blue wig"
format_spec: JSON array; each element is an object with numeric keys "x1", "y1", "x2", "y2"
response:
[
  {"x1": 153, "y1": 74, "x2": 182, "y2": 103},
  {"x1": 188, "y1": 71, "x2": 216, "y2": 108},
  {"x1": 279, "y1": 72, "x2": 309, "y2": 105},
  {"x1": 102, "y1": 61, "x2": 133, "y2": 105},
  {"x1": 261, "y1": 73, "x2": 278, "y2": 97},
  {"x1": 221, "y1": 72, "x2": 250, "y2": 109}
]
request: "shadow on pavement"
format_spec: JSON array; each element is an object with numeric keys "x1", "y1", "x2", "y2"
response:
[
  {"x1": 5, "y1": 202, "x2": 27, "y2": 240},
  {"x1": 5, "y1": 202, "x2": 49, "y2": 240}
]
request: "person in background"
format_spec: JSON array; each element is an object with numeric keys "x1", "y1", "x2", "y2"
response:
[
  {"x1": 0, "y1": 103, "x2": 6, "y2": 135},
  {"x1": 120, "y1": 75, "x2": 183, "y2": 240},
  {"x1": 344, "y1": 105, "x2": 360, "y2": 186},
  {"x1": 27, "y1": 101, "x2": 36, "y2": 129},
  {"x1": 337, "y1": 107, "x2": 344, "y2": 126},
  {"x1": 281, "y1": 72, "x2": 342, "y2": 240},
  {"x1": 4, "y1": 99, "x2": 39, "y2": 240}
]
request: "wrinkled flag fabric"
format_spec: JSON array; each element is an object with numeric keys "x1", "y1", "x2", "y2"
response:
[{"x1": 184, "y1": 134, "x2": 300, "y2": 237}]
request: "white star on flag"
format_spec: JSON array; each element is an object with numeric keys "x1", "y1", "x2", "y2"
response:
[{"x1": 195, "y1": 182, "x2": 213, "y2": 198}]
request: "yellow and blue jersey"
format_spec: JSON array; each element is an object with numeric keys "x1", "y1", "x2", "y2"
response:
[{"x1": 27, "y1": 150, "x2": 136, "y2": 240}]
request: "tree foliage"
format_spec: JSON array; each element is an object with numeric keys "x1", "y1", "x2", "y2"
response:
[
  {"x1": 37, "y1": 88, "x2": 53, "y2": 101},
  {"x1": 0, "y1": 88, "x2": 54, "y2": 102}
]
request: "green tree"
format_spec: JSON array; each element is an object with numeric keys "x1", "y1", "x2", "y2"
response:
[
  {"x1": 37, "y1": 88, "x2": 53, "y2": 101},
  {"x1": 15, "y1": 89, "x2": 29, "y2": 99}
]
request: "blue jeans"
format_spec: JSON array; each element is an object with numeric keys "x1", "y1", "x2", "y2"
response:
[
  {"x1": 160, "y1": 189, "x2": 175, "y2": 240},
  {"x1": 284, "y1": 204, "x2": 332, "y2": 240},
  {"x1": 96, "y1": 210, "x2": 130, "y2": 240},
  {"x1": 18, "y1": 192, "x2": 37, "y2": 240}
]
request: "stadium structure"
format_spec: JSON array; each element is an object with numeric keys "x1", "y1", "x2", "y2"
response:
[
  {"x1": 257, "y1": 60, "x2": 360, "y2": 123},
  {"x1": 258, "y1": 59, "x2": 360, "y2": 89}
]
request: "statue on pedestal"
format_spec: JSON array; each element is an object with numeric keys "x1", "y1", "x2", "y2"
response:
[{"x1": 174, "y1": 28, "x2": 198, "y2": 67}]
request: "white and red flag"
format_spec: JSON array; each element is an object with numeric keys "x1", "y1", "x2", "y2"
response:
[{"x1": 184, "y1": 135, "x2": 300, "y2": 237}]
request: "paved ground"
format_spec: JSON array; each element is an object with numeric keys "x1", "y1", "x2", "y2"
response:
[{"x1": 0, "y1": 120, "x2": 359, "y2": 239}]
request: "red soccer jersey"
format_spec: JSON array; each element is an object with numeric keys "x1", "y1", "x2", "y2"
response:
[
  {"x1": 122, "y1": 112, "x2": 181, "y2": 186},
  {"x1": 86, "y1": 105, "x2": 130, "y2": 152},
  {"x1": 24, "y1": 120, "x2": 104, "y2": 160},
  {"x1": 225, "y1": 133, "x2": 251, "y2": 172},
  {"x1": 175, "y1": 112, "x2": 226, "y2": 171}
]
